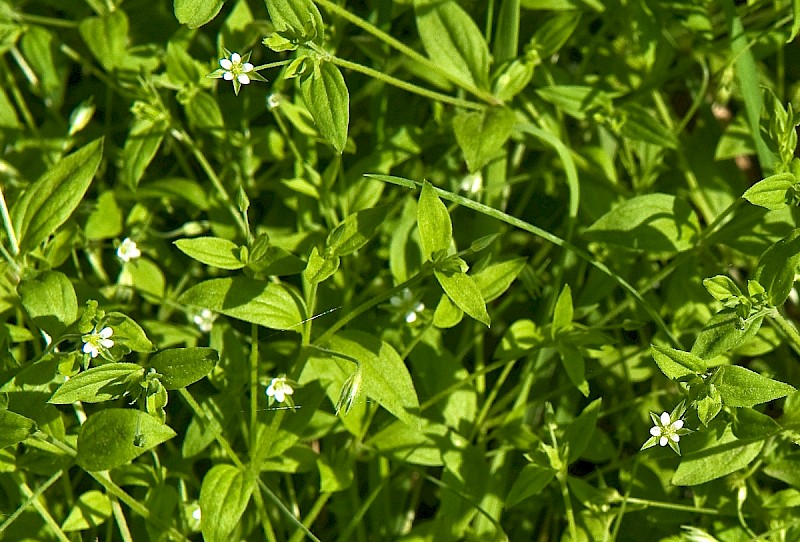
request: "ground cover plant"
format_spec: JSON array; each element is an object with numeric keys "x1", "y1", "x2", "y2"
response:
[{"x1": 2, "y1": 0, "x2": 800, "y2": 540}]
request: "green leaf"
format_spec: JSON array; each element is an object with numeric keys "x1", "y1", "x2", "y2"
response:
[
  {"x1": 691, "y1": 310, "x2": 763, "y2": 360},
  {"x1": 326, "y1": 206, "x2": 386, "y2": 257},
  {"x1": 535, "y1": 85, "x2": 612, "y2": 120},
  {"x1": 551, "y1": 284, "x2": 573, "y2": 335},
  {"x1": 415, "y1": 0, "x2": 490, "y2": 88},
  {"x1": 369, "y1": 418, "x2": 448, "y2": 466},
  {"x1": 583, "y1": 193, "x2": 700, "y2": 253},
  {"x1": 742, "y1": 172, "x2": 796, "y2": 210},
  {"x1": 714, "y1": 365, "x2": 796, "y2": 408},
  {"x1": 702, "y1": 275, "x2": 743, "y2": 303},
  {"x1": 417, "y1": 181, "x2": 452, "y2": 261},
  {"x1": 732, "y1": 407, "x2": 781, "y2": 440},
  {"x1": 123, "y1": 116, "x2": 166, "y2": 188},
  {"x1": 48, "y1": 363, "x2": 143, "y2": 404},
  {"x1": 85, "y1": 191, "x2": 123, "y2": 240},
  {"x1": 453, "y1": 107, "x2": 516, "y2": 172},
  {"x1": 149, "y1": 348, "x2": 218, "y2": 390},
  {"x1": 303, "y1": 247, "x2": 340, "y2": 284},
  {"x1": 619, "y1": 103, "x2": 678, "y2": 149},
  {"x1": 496, "y1": 319, "x2": 544, "y2": 359},
  {"x1": 754, "y1": 229, "x2": 800, "y2": 306},
  {"x1": 266, "y1": 0, "x2": 324, "y2": 40},
  {"x1": 61, "y1": 490, "x2": 112, "y2": 531},
  {"x1": 505, "y1": 464, "x2": 556, "y2": 508},
  {"x1": 108, "y1": 313, "x2": 155, "y2": 353},
  {"x1": 199, "y1": 464, "x2": 255, "y2": 542},
  {"x1": 472, "y1": 258, "x2": 526, "y2": 303},
  {"x1": 174, "y1": 0, "x2": 225, "y2": 28},
  {"x1": 11, "y1": 138, "x2": 104, "y2": 253},
  {"x1": 174, "y1": 237, "x2": 245, "y2": 270},
  {"x1": 76, "y1": 409, "x2": 176, "y2": 471},
  {"x1": 434, "y1": 270, "x2": 490, "y2": 327},
  {"x1": 325, "y1": 331, "x2": 420, "y2": 427},
  {"x1": 672, "y1": 424, "x2": 763, "y2": 486},
  {"x1": 563, "y1": 398, "x2": 602, "y2": 462},
  {"x1": 300, "y1": 60, "x2": 349, "y2": 153},
  {"x1": 696, "y1": 384, "x2": 723, "y2": 426},
  {"x1": 651, "y1": 345, "x2": 707, "y2": 380},
  {"x1": 557, "y1": 342, "x2": 589, "y2": 396},
  {"x1": 178, "y1": 277, "x2": 305, "y2": 331},
  {"x1": 433, "y1": 293, "x2": 464, "y2": 328},
  {"x1": 0, "y1": 410, "x2": 36, "y2": 449},
  {"x1": 79, "y1": 11, "x2": 128, "y2": 71},
  {"x1": 17, "y1": 271, "x2": 78, "y2": 339}
]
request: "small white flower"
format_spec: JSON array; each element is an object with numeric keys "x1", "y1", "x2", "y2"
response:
[
  {"x1": 641, "y1": 401, "x2": 691, "y2": 455},
  {"x1": 117, "y1": 238, "x2": 141, "y2": 262},
  {"x1": 82, "y1": 326, "x2": 114, "y2": 358},
  {"x1": 220, "y1": 52, "x2": 254, "y2": 84},
  {"x1": 267, "y1": 93, "x2": 283, "y2": 110},
  {"x1": 390, "y1": 288, "x2": 425, "y2": 324},
  {"x1": 266, "y1": 376, "x2": 294, "y2": 404},
  {"x1": 192, "y1": 506, "x2": 201, "y2": 522},
  {"x1": 192, "y1": 309, "x2": 216, "y2": 333}
]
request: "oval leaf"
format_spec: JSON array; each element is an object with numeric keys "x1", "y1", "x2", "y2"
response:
[
  {"x1": 76, "y1": 409, "x2": 176, "y2": 471},
  {"x1": 434, "y1": 270, "x2": 490, "y2": 327},
  {"x1": 17, "y1": 270, "x2": 78, "y2": 339},
  {"x1": 0, "y1": 410, "x2": 36, "y2": 448},
  {"x1": 12, "y1": 138, "x2": 104, "y2": 252},
  {"x1": 200, "y1": 464, "x2": 255, "y2": 542},
  {"x1": 672, "y1": 424, "x2": 763, "y2": 486},
  {"x1": 49, "y1": 363, "x2": 143, "y2": 404},
  {"x1": 417, "y1": 181, "x2": 452, "y2": 261},
  {"x1": 174, "y1": 0, "x2": 225, "y2": 28},
  {"x1": 300, "y1": 61, "x2": 349, "y2": 153},
  {"x1": 174, "y1": 237, "x2": 245, "y2": 270},
  {"x1": 715, "y1": 365, "x2": 796, "y2": 408},
  {"x1": 691, "y1": 310, "x2": 763, "y2": 360},
  {"x1": 651, "y1": 345, "x2": 707, "y2": 380},
  {"x1": 150, "y1": 347, "x2": 218, "y2": 390},
  {"x1": 177, "y1": 277, "x2": 305, "y2": 330}
]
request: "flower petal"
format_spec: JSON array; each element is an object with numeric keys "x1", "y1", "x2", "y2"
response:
[
  {"x1": 242, "y1": 62, "x2": 254, "y2": 72},
  {"x1": 237, "y1": 73, "x2": 250, "y2": 84},
  {"x1": 231, "y1": 53, "x2": 241, "y2": 63},
  {"x1": 220, "y1": 58, "x2": 233, "y2": 70},
  {"x1": 650, "y1": 426, "x2": 661, "y2": 437},
  {"x1": 672, "y1": 419, "x2": 684, "y2": 430},
  {"x1": 670, "y1": 434, "x2": 680, "y2": 442},
  {"x1": 660, "y1": 412, "x2": 671, "y2": 425},
  {"x1": 224, "y1": 72, "x2": 234, "y2": 81},
  {"x1": 659, "y1": 436, "x2": 668, "y2": 446}
]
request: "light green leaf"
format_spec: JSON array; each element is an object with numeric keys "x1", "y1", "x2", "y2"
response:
[
  {"x1": 303, "y1": 247, "x2": 340, "y2": 284},
  {"x1": 76, "y1": 409, "x2": 176, "y2": 471},
  {"x1": 702, "y1": 275, "x2": 743, "y2": 302},
  {"x1": 49, "y1": 363, "x2": 143, "y2": 404},
  {"x1": 174, "y1": 237, "x2": 245, "y2": 270},
  {"x1": 174, "y1": 0, "x2": 225, "y2": 28},
  {"x1": 199, "y1": 464, "x2": 255, "y2": 542},
  {"x1": 742, "y1": 172, "x2": 795, "y2": 210},
  {"x1": 17, "y1": 271, "x2": 78, "y2": 339},
  {"x1": 85, "y1": 191, "x2": 123, "y2": 240},
  {"x1": 61, "y1": 490, "x2": 112, "y2": 531},
  {"x1": 691, "y1": 310, "x2": 763, "y2": 360},
  {"x1": 472, "y1": 257, "x2": 525, "y2": 303},
  {"x1": 417, "y1": 181, "x2": 452, "y2": 261},
  {"x1": 300, "y1": 60, "x2": 349, "y2": 153},
  {"x1": 557, "y1": 342, "x2": 588, "y2": 396},
  {"x1": 0, "y1": 410, "x2": 36, "y2": 449},
  {"x1": 583, "y1": 193, "x2": 700, "y2": 252},
  {"x1": 178, "y1": 277, "x2": 304, "y2": 331},
  {"x1": 552, "y1": 284, "x2": 573, "y2": 335},
  {"x1": 672, "y1": 424, "x2": 763, "y2": 486},
  {"x1": 325, "y1": 331, "x2": 420, "y2": 428},
  {"x1": 369, "y1": 418, "x2": 448, "y2": 466},
  {"x1": 434, "y1": 270, "x2": 490, "y2": 327},
  {"x1": 433, "y1": 294, "x2": 464, "y2": 328},
  {"x1": 415, "y1": 0, "x2": 490, "y2": 88},
  {"x1": 714, "y1": 365, "x2": 796, "y2": 408},
  {"x1": 79, "y1": 11, "x2": 128, "y2": 71},
  {"x1": 506, "y1": 464, "x2": 557, "y2": 508},
  {"x1": 266, "y1": 0, "x2": 324, "y2": 40},
  {"x1": 696, "y1": 384, "x2": 722, "y2": 426},
  {"x1": 535, "y1": 85, "x2": 612, "y2": 120},
  {"x1": 496, "y1": 319, "x2": 544, "y2": 359},
  {"x1": 453, "y1": 107, "x2": 516, "y2": 172},
  {"x1": 326, "y1": 206, "x2": 387, "y2": 257},
  {"x1": 754, "y1": 229, "x2": 800, "y2": 306},
  {"x1": 150, "y1": 348, "x2": 218, "y2": 390},
  {"x1": 651, "y1": 345, "x2": 707, "y2": 380},
  {"x1": 11, "y1": 138, "x2": 104, "y2": 253}
]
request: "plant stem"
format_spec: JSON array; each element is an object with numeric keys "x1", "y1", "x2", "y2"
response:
[
  {"x1": 313, "y1": 0, "x2": 501, "y2": 106},
  {"x1": 0, "y1": 187, "x2": 19, "y2": 256},
  {"x1": 768, "y1": 308, "x2": 800, "y2": 358}
]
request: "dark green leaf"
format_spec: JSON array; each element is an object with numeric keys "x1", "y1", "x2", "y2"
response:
[
  {"x1": 199, "y1": 464, "x2": 255, "y2": 542},
  {"x1": 17, "y1": 271, "x2": 78, "y2": 339},
  {"x1": 266, "y1": 0, "x2": 324, "y2": 40},
  {"x1": 651, "y1": 345, "x2": 707, "y2": 380},
  {"x1": 79, "y1": 11, "x2": 128, "y2": 71},
  {"x1": 0, "y1": 410, "x2": 36, "y2": 448},
  {"x1": 76, "y1": 409, "x2": 176, "y2": 471},
  {"x1": 326, "y1": 206, "x2": 386, "y2": 257},
  {"x1": 300, "y1": 60, "x2": 349, "y2": 153},
  {"x1": 754, "y1": 228, "x2": 800, "y2": 306},
  {"x1": 505, "y1": 464, "x2": 556, "y2": 507},
  {"x1": 563, "y1": 398, "x2": 602, "y2": 462},
  {"x1": 150, "y1": 348, "x2": 218, "y2": 390}
]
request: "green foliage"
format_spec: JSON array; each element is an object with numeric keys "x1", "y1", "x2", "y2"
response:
[{"x1": 3, "y1": 1, "x2": 800, "y2": 540}]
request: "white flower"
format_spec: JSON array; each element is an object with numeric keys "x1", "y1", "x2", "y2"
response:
[
  {"x1": 266, "y1": 93, "x2": 283, "y2": 110},
  {"x1": 266, "y1": 377, "x2": 294, "y2": 404},
  {"x1": 220, "y1": 52, "x2": 254, "y2": 85},
  {"x1": 192, "y1": 309, "x2": 216, "y2": 333},
  {"x1": 82, "y1": 326, "x2": 114, "y2": 358},
  {"x1": 641, "y1": 401, "x2": 691, "y2": 455},
  {"x1": 117, "y1": 238, "x2": 141, "y2": 262},
  {"x1": 460, "y1": 172, "x2": 483, "y2": 194},
  {"x1": 390, "y1": 288, "x2": 425, "y2": 324}
]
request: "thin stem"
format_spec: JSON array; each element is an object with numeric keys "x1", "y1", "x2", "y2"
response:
[
  {"x1": 250, "y1": 324, "x2": 259, "y2": 452},
  {"x1": 0, "y1": 470, "x2": 63, "y2": 537},
  {"x1": 326, "y1": 55, "x2": 485, "y2": 112},
  {"x1": 178, "y1": 388, "x2": 244, "y2": 469},
  {"x1": 768, "y1": 308, "x2": 800, "y2": 358},
  {"x1": 313, "y1": 0, "x2": 501, "y2": 106},
  {"x1": 287, "y1": 492, "x2": 330, "y2": 542},
  {"x1": 0, "y1": 187, "x2": 19, "y2": 256}
]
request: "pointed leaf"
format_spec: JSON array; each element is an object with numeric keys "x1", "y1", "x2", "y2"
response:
[
  {"x1": 672, "y1": 424, "x2": 763, "y2": 486},
  {"x1": 300, "y1": 61, "x2": 349, "y2": 153},
  {"x1": 175, "y1": 237, "x2": 245, "y2": 270},
  {"x1": 715, "y1": 365, "x2": 796, "y2": 407},
  {"x1": 434, "y1": 270, "x2": 490, "y2": 327},
  {"x1": 0, "y1": 410, "x2": 36, "y2": 448},
  {"x1": 651, "y1": 345, "x2": 707, "y2": 380},
  {"x1": 49, "y1": 363, "x2": 143, "y2": 404},
  {"x1": 17, "y1": 271, "x2": 78, "y2": 339},
  {"x1": 174, "y1": 0, "x2": 225, "y2": 28},
  {"x1": 453, "y1": 107, "x2": 516, "y2": 172},
  {"x1": 199, "y1": 464, "x2": 255, "y2": 542},
  {"x1": 417, "y1": 181, "x2": 452, "y2": 261},
  {"x1": 150, "y1": 347, "x2": 218, "y2": 390}
]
